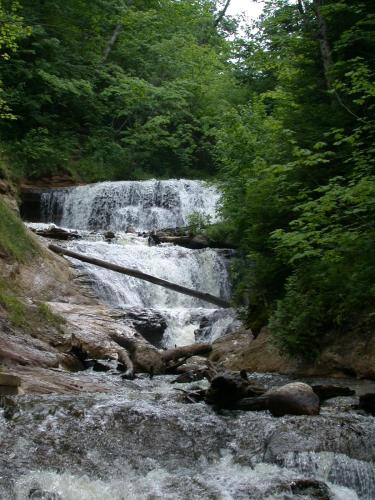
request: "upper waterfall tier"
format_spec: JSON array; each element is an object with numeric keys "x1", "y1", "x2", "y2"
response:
[{"x1": 41, "y1": 179, "x2": 220, "y2": 231}]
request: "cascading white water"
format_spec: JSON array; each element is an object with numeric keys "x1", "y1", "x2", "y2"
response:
[
  {"x1": 37, "y1": 179, "x2": 238, "y2": 346},
  {"x1": 41, "y1": 179, "x2": 220, "y2": 231}
]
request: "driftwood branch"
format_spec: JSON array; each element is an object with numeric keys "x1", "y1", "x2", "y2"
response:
[{"x1": 49, "y1": 244, "x2": 230, "y2": 308}]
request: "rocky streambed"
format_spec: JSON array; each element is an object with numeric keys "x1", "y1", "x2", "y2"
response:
[
  {"x1": 0, "y1": 178, "x2": 373, "y2": 499},
  {"x1": 1, "y1": 373, "x2": 375, "y2": 499}
]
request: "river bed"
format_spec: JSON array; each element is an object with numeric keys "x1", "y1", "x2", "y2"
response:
[{"x1": 8, "y1": 179, "x2": 375, "y2": 499}]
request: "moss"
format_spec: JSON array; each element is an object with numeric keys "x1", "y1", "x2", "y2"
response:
[{"x1": 0, "y1": 198, "x2": 39, "y2": 262}]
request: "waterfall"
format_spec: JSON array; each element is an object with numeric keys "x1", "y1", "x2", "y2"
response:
[
  {"x1": 65, "y1": 234, "x2": 238, "y2": 346},
  {"x1": 38, "y1": 178, "x2": 238, "y2": 346},
  {"x1": 41, "y1": 179, "x2": 220, "y2": 231}
]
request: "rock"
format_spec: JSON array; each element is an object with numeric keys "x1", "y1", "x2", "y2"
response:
[
  {"x1": 28, "y1": 486, "x2": 62, "y2": 499},
  {"x1": 124, "y1": 307, "x2": 167, "y2": 347},
  {"x1": 0, "y1": 386, "x2": 20, "y2": 395},
  {"x1": 189, "y1": 235, "x2": 210, "y2": 249},
  {"x1": 205, "y1": 372, "x2": 266, "y2": 409},
  {"x1": 236, "y1": 382, "x2": 320, "y2": 417},
  {"x1": 103, "y1": 230, "x2": 115, "y2": 240},
  {"x1": 0, "y1": 373, "x2": 21, "y2": 386},
  {"x1": 215, "y1": 327, "x2": 298, "y2": 374},
  {"x1": 208, "y1": 330, "x2": 252, "y2": 364},
  {"x1": 195, "y1": 311, "x2": 242, "y2": 343},
  {"x1": 289, "y1": 479, "x2": 332, "y2": 500},
  {"x1": 83, "y1": 359, "x2": 118, "y2": 372},
  {"x1": 312, "y1": 384, "x2": 355, "y2": 401},
  {"x1": 173, "y1": 368, "x2": 210, "y2": 384},
  {"x1": 20, "y1": 190, "x2": 42, "y2": 221},
  {"x1": 359, "y1": 393, "x2": 375, "y2": 415}
]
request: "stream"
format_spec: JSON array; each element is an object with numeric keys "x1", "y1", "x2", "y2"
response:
[{"x1": 2, "y1": 179, "x2": 375, "y2": 499}]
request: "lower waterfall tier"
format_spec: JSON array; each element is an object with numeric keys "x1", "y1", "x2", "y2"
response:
[{"x1": 63, "y1": 232, "x2": 238, "y2": 346}]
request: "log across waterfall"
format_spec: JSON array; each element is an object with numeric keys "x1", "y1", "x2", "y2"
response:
[{"x1": 49, "y1": 244, "x2": 231, "y2": 308}]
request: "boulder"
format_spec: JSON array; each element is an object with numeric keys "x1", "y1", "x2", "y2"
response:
[
  {"x1": 0, "y1": 386, "x2": 20, "y2": 395},
  {"x1": 359, "y1": 393, "x2": 375, "y2": 416},
  {"x1": 205, "y1": 372, "x2": 266, "y2": 409},
  {"x1": 236, "y1": 382, "x2": 320, "y2": 417}
]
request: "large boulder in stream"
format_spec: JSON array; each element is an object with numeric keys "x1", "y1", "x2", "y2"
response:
[
  {"x1": 206, "y1": 375, "x2": 320, "y2": 416},
  {"x1": 236, "y1": 382, "x2": 320, "y2": 417}
]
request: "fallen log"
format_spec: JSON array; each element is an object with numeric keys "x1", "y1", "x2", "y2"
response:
[
  {"x1": 49, "y1": 244, "x2": 230, "y2": 308},
  {"x1": 111, "y1": 332, "x2": 212, "y2": 375},
  {"x1": 161, "y1": 343, "x2": 212, "y2": 363}
]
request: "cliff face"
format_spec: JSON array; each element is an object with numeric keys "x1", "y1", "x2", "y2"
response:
[{"x1": 0, "y1": 189, "x2": 136, "y2": 394}]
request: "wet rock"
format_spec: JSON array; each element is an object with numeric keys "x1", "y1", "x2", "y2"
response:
[
  {"x1": 31, "y1": 225, "x2": 81, "y2": 240},
  {"x1": 195, "y1": 311, "x2": 242, "y2": 344},
  {"x1": 237, "y1": 382, "x2": 320, "y2": 417},
  {"x1": 28, "y1": 486, "x2": 62, "y2": 499},
  {"x1": 83, "y1": 358, "x2": 118, "y2": 372},
  {"x1": 290, "y1": 479, "x2": 332, "y2": 499},
  {"x1": 312, "y1": 384, "x2": 355, "y2": 401},
  {"x1": 214, "y1": 327, "x2": 298, "y2": 374},
  {"x1": 103, "y1": 230, "x2": 115, "y2": 240},
  {"x1": 208, "y1": 330, "x2": 253, "y2": 364},
  {"x1": 20, "y1": 189, "x2": 42, "y2": 221},
  {"x1": 359, "y1": 393, "x2": 375, "y2": 415},
  {"x1": 205, "y1": 372, "x2": 266, "y2": 409},
  {"x1": 124, "y1": 307, "x2": 167, "y2": 347}
]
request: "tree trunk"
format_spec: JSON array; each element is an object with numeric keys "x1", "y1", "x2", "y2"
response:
[
  {"x1": 214, "y1": 0, "x2": 232, "y2": 27},
  {"x1": 313, "y1": 0, "x2": 332, "y2": 87},
  {"x1": 103, "y1": 24, "x2": 123, "y2": 62}
]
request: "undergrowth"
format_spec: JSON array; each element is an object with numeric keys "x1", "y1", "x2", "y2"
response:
[{"x1": 0, "y1": 198, "x2": 39, "y2": 261}]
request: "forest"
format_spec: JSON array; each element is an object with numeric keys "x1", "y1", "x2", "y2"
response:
[{"x1": 0, "y1": 0, "x2": 374, "y2": 359}]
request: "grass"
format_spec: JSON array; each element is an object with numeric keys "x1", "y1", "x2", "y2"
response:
[
  {"x1": 37, "y1": 302, "x2": 66, "y2": 326},
  {"x1": 0, "y1": 198, "x2": 39, "y2": 262},
  {"x1": 0, "y1": 277, "x2": 28, "y2": 328}
]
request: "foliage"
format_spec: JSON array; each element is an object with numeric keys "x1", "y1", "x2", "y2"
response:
[
  {"x1": 0, "y1": 0, "x2": 237, "y2": 180},
  {"x1": 187, "y1": 212, "x2": 212, "y2": 235},
  {"x1": 217, "y1": 0, "x2": 375, "y2": 357},
  {"x1": 0, "y1": 0, "x2": 31, "y2": 118}
]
